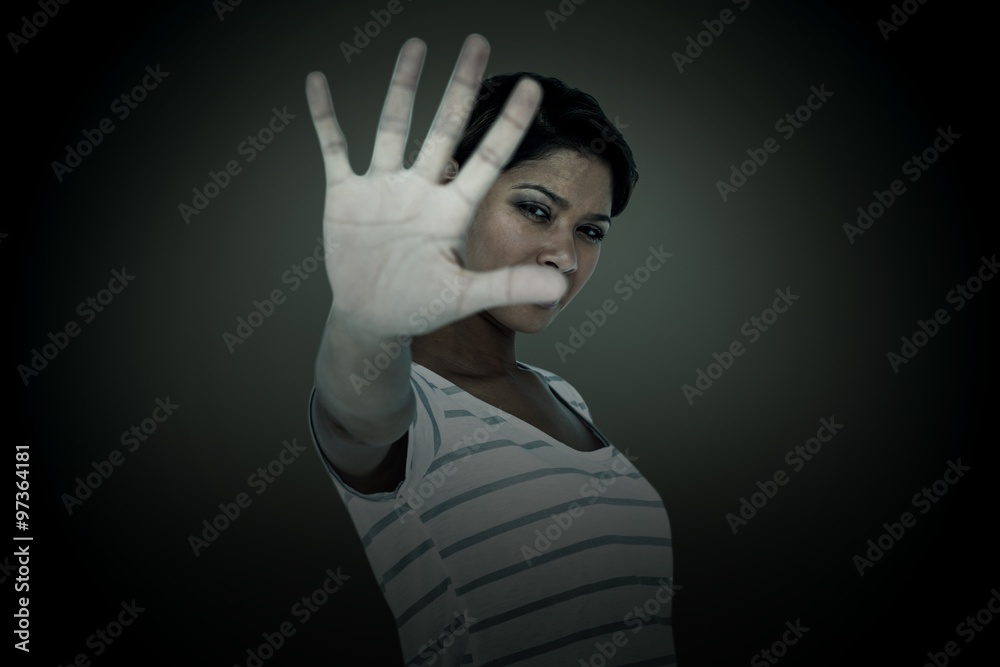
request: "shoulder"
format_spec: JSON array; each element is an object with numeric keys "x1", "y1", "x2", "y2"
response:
[{"x1": 517, "y1": 361, "x2": 594, "y2": 421}]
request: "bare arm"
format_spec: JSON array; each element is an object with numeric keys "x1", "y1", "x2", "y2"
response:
[{"x1": 311, "y1": 310, "x2": 414, "y2": 481}]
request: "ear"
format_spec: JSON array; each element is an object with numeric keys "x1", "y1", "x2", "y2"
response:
[{"x1": 440, "y1": 158, "x2": 459, "y2": 183}]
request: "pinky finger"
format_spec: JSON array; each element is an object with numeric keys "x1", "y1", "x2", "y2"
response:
[{"x1": 306, "y1": 72, "x2": 353, "y2": 185}]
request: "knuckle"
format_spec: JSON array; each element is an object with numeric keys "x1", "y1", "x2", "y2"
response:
[
  {"x1": 378, "y1": 115, "x2": 409, "y2": 135},
  {"x1": 499, "y1": 109, "x2": 528, "y2": 133},
  {"x1": 475, "y1": 144, "x2": 504, "y2": 168},
  {"x1": 324, "y1": 139, "x2": 347, "y2": 154}
]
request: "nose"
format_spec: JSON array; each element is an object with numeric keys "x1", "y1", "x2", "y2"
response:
[{"x1": 537, "y1": 230, "x2": 578, "y2": 274}]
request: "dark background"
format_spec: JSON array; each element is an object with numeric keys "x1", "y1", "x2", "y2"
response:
[{"x1": 6, "y1": 0, "x2": 996, "y2": 665}]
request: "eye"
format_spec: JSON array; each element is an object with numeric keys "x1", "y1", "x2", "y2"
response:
[
  {"x1": 516, "y1": 202, "x2": 550, "y2": 222},
  {"x1": 579, "y1": 226, "x2": 606, "y2": 244}
]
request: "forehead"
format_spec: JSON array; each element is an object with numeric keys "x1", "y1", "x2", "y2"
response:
[{"x1": 501, "y1": 149, "x2": 613, "y2": 213}]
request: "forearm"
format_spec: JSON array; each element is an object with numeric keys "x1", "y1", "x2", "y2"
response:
[{"x1": 313, "y1": 308, "x2": 415, "y2": 447}]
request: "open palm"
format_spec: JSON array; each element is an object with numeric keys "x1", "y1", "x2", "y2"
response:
[{"x1": 305, "y1": 34, "x2": 568, "y2": 341}]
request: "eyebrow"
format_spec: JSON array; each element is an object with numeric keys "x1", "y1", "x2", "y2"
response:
[{"x1": 510, "y1": 183, "x2": 612, "y2": 225}]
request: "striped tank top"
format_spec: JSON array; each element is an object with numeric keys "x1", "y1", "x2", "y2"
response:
[{"x1": 309, "y1": 361, "x2": 676, "y2": 666}]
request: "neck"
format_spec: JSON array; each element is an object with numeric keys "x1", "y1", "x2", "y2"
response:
[{"x1": 411, "y1": 312, "x2": 520, "y2": 380}]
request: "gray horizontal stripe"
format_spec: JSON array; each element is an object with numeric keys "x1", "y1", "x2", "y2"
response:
[
  {"x1": 479, "y1": 616, "x2": 672, "y2": 667},
  {"x1": 426, "y1": 439, "x2": 550, "y2": 475},
  {"x1": 411, "y1": 378, "x2": 442, "y2": 456},
  {"x1": 395, "y1": 576, "x2": 452, "y2": 629},
  {"x1": 455, "y1": 535, "x2": 672, "y2": 596},
  {"x1": 482, "y1": 415, "x2": 505, "y2": 425},
  {"x1": 441, "y1": 497, "x2": 665, "y2": 558},
  {"x1": 402, "y1": 606, "x2": 473, "y2": 667},
  {"x1": 361, "y1": 440, "x2": 566, "y2": 548},
  {"x1": 471, "y1": 575, "x2": 667, "y2": 634},
  {"x1": 443, "y1": 409, "x2": 474, "y2": 418},
  {"x1": 362, "y1": 449, "x2": 620, "y2": 548},
  {"x1": 440, "y1": 385, "x2": 464, "y2": 395},
  {"x1": 421, "y1": 468, "x2": 642, "y2": 523},
  {"x1": 379, "y1": 539, "x2": 434, "y2": 593},
  {"x1": 361, "y1": 503, "x2": 411, "y2": 549}
]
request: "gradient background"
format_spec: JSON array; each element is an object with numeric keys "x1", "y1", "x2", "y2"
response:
[{"x1": 7, "y1": 0, "x2": 997, "y2": 664}]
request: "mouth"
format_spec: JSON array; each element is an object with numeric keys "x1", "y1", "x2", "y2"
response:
[{"x1": 535, "y1": 301, "x2": 560, "y2": 310}]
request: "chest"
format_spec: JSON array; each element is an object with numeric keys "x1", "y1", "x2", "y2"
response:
[{"x1": 463, "y1": 380, "x2": 606, "y2": 453}]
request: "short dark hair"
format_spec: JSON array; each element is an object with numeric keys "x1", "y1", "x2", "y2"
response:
[{"x1": 452, "y1": 72, "x2": 638, "y2": 218}]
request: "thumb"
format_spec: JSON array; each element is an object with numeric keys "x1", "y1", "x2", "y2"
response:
[{"x1": 457, "y1": 265, "x2": 569, "y2": 316}]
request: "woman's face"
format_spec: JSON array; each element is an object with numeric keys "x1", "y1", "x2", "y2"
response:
[{"x1": 463, "y1": 148, "x2": 613, "y2": 334}]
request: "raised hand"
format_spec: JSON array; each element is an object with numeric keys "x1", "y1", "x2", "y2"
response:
[{"x1": 305, "y1": 34, "x2": 568, "y2": 341}]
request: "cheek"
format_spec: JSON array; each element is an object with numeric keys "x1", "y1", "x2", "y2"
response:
[
  {"x1": 463, "y1": 212, "x2": 489, "y2": 267},
  {"x1": 572, "y1": 253, "x2": 599, "y2": 291},
  {"x1": 465, "y1": 210, "x2": 523, "y2": 270}
]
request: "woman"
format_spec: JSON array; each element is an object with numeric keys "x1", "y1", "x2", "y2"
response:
[{"x1": 306, "y1": 34, "x2": 675, "y2": 666}]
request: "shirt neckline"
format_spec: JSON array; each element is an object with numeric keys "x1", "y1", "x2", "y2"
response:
[{"x1": 411, "y1": 361, "x2": 614, "y2": 458}]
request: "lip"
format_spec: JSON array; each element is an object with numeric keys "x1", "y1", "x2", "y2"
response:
[{"x1": 535, "y1": 301, "x2": 560, "y2": 310}]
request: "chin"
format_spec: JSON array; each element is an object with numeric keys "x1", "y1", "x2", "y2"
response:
[{"x1": 488, "y1": 303, "x2": 562, "y2": 333}]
